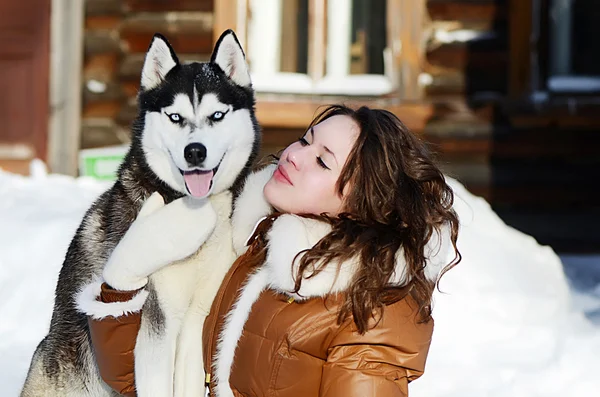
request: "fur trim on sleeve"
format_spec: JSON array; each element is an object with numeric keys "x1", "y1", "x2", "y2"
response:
[{"x1": 75, "y1": 278, "x2": 149, "y2": 320}]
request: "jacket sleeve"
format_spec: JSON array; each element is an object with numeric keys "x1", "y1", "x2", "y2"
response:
[
  {"x1": 320, "y1": 299, "x2": 434, "y2": 397},
  {"x1": 77, "y1": 280, "x2": 147, "y2": 397}
]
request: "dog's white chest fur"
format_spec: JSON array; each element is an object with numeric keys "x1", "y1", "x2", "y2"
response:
[{"x1": 135, "y1": 192, "x2": 236, "y2": 397}]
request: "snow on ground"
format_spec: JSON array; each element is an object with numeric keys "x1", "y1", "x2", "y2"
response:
[{"x1": 0, "y1": 162, "x2": 599, "y2": 396}]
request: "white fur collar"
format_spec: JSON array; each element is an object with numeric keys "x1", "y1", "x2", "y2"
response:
[
  {"x1": 263, "y1": 215, "x2": 357, "y2": 300},
  {"x1": 264, "y1": 214, "x2": 451, "y2": 300}
]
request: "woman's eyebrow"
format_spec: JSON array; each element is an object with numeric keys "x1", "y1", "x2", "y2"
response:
[{"x1": 310, "y1": 127, "x2": 338, "y2": 165}]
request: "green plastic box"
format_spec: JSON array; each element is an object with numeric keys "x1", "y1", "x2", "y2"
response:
[{"x1": 78, "y1": 145, "x2": 128, "y2": 180}]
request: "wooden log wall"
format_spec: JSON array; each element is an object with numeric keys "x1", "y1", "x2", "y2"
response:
[
  {"x1": 423, "y1": 0, "x2": 599, "y2": 251},
  {"x1": 82, "y1": 0, "x2": 213, "y2": 149}
]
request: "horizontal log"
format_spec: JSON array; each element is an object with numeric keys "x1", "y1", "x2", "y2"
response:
[
  {"x1": 425, "y1": 120, "x2": 600, "y2": 159},
  {"x1": 121, "y1": 81, "x2": 139, "y2": 98},
  {"x1": 491, "y1": 129, "x2": 600, "y2": 158},
  {"x1": 85, "y1": 0, "x2": 124, "y2": 16},
  {"x1": 81, "y1": 119, "x2": 130, "y2": 149},
  {"x1": 122, "y1": 31, "x2": 214, "y2": 54},
  {"x1": 424, "y1": 68, "x2": 465, "y2": 95},
  {"x1": 83, "y1": 81, "x2": 125, "y2": 104},
  {"x1": 429, "y1": 20, "x2": 506, "y2": 38},
  {"x1": 425, "y1": 119, "x2": 494, "y2": 138},
  {"x1": 261, "y1": 127, "x2": 493, "y2": 160},
  {"x1": 254, "y1": 98, "x2": 433, "y2": 133},
  {"x1": 439, "y1": 161, "x2": 490, "y2": 185},
  {"x1": 427, "y1": 38, "x2": 507, "y2": 70},
  {"x1": 115, "y1": 98, "x2": 433, "y2": 133},
  {"x1": 428, "y1": 1, "x2": 506, "y2": 22},
  {"x1": 125, "y1": 0, "x2": 213, "y2": 12},
  {"x1": 85, "y1": 15, "x2": 122, "y2": 30},
  {"x1": 117, "y1": 99, "x2": 139, "y2": 126},
  {"x1": 262, "y1": 128, "x2": 304, "y2": 148},
  {"x1": 423, "y1": 65, "x2": 507, "y2": 96},
  {"x1": 511, "y1": 115, "x2": 600, "y2": 129},
  {"x1": 84, "y1": 30, "x2": 122, "y2": 56},
  {"x1": 120, "y1": 12, "x2": 212, "y2": 34},
  {"x1": 120, "y1": 12, "x2": 213, "y2": 53},
  {"x1": 509, "y1": 100, "x2": 600, "y2": 128},
  {"x1": 490, "y1": 159, "x2": 600, "y2": 187},
  {"x1": 491, "y1": 186, "x2": 596, "y2": 207},
  {"x1": 426, "y1": 136, "x2": 491, "y2": 156},
  {"x1": 82, "y1": 101, "x2": 122, "y2": 119},
  {"x1": 119, "y1": 53, "x2": 210, "y2": 80},
  {"x1": 84, "y1": 53, "x2": 119, "y2": 82},
  {"x1": 430, "y1": 98, "x2": 496, "y2": 120}
]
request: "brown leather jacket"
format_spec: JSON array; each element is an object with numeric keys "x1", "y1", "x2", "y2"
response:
[{"x1": 88, "y1": 218, "x2": 434, "y2": 396}]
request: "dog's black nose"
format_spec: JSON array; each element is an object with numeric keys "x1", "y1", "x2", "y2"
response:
[{"x1": 184, "y1": 143, "x2": 207, "y2": 167}]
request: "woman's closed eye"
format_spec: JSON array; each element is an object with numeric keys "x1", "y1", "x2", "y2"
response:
[{"x1": 297, "y1": 136, "x2": 330, "y2": 170}]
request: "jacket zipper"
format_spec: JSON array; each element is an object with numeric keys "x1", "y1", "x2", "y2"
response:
[
  {"x1": 204, "y1": 245, "x2": 254, "y2": 393},
  {"x1": 204, "y1": 215, "x2": 276, "y2": 395}
]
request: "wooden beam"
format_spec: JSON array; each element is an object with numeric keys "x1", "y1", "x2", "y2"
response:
[
  {"x1": 255, "y1": 99, "x2": 433, "y2": 132},
  {"x1": 213, "y1": 0, "x2": 243, "y2": 45},
  {"x1": 280, "y1": 0, "x2": 299, "y2": 73},
  {"x1": 509, "y1": 0, "x2": 533, "y2": 98},
  {"x1": 307, "y1": 0, "x2": 326, "y2": 80},
  {"x1": 390, "y1": 0, "x2": 426, "y2": 100}
]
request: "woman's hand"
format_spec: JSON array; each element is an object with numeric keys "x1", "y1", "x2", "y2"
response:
[{"x1": 102, "y1": 192, "x2": 218, "y2": 291}]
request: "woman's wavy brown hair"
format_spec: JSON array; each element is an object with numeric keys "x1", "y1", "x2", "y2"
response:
[{"x1": 291, "y1": 104, "x2": 461, "y2": 334}]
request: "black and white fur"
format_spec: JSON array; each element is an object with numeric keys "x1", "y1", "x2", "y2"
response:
[{"x1": 21, "y1": 30, "x2": 260, "y2": 397}]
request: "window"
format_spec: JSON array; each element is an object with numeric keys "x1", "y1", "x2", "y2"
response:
[
  {"x1": 213, "y1": 0, "x2": 430, "y2": 130},
  {"x1": 539, "y1": 0, "x2": 600, "y2": 93},
  {"x1": 240, "y1": 0, "x2": 409, "y2": 96}
]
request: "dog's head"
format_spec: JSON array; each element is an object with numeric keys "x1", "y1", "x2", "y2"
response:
[{"x1": 134, "y1": 30, "x2": 258, "y2": 199}]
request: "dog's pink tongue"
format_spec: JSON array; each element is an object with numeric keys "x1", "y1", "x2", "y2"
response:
[{"x1": 183, "y1": 170, "x2": 213, "y2": 197}]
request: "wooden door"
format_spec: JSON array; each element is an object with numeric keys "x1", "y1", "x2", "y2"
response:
[{"x1": 0, "y1": 0, "x2": 50, "y2": 174}]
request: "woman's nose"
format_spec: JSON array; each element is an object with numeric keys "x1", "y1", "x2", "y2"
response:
[
  {"x1": 286, "y1": 143, "x2": 312, "y2": 170},
  {"x1": 286, "y1": 150, "x2": 299, "y2": 169}
]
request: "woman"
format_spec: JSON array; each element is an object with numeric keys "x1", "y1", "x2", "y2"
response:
[{"x1": 83, "y1": 105, "x2": 460, "y2": 397}]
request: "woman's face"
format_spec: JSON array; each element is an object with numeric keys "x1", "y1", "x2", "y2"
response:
[{"x1": 263, "y1": 115, "x2": 359, "y2": 216}]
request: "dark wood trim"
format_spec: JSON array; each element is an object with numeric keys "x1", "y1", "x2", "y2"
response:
[{"x1": 509, "y1": 0, "x2": 533, "y2": 98}]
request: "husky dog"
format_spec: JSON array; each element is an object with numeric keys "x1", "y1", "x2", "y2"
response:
[{"x1": 21, "y1": 30, "x2": 259, "y2": 396}]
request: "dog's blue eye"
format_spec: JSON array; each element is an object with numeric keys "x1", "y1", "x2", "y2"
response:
[
  {"x1": 166, "y1": 113, "x2": 182, "y2": 123},
  {"x1": 210, "y1": 111, "x2": 226, "y2": 122}
]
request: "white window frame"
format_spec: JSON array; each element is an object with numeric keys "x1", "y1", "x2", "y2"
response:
[{"x1": 245, "y1": 0, "x2": 396, "y2": 96}]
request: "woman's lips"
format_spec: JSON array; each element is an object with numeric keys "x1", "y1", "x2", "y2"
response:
[{"x1": 274, "y1": 165, "x2": 293, "y2": 185}]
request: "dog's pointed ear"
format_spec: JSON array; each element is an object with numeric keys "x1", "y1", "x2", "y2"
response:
[
  {"x1": 141, "y1": 34, "x2": 179, "y2": 91},
  {"x1": 211, "y1": 29, "x2": 251, "y2": 87}
]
